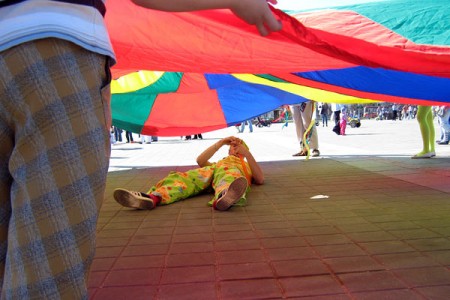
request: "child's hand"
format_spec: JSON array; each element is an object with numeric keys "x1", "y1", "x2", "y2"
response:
[
  {"x1": 235, "y1": 143, "x2": 251, "y2": 157},
  {"x1": 230, "y1": 0, "x2": 282, "y2": 36},
  {"x1": 221, "y1": 136, "x2": 241, "y2": 146}
]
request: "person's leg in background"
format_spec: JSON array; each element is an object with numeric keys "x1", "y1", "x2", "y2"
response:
[
  {"x1": 334, "y1": 110, "x2": 341, "y2": 127},
  {"x1": 0, "y1": 39, "x2": 111, "y2": 298},
  {"x1": 126, "y1": 131, "x2": 134, "y2": 143},
  {"x1": 290, "y1": 105, "x2": 306, "y2": 156},
  {"x1": 340, "y1": 119, "x2": 347, "y2": 136},
  {"x1": 248, "y1": 120, "x2": 253, "y2": 133},
  {"x1": 413, "y1": 105, "x2": 435, "y2": 158},
  {"x1": 437, "y1": 108, "x2": 450, "y2": 144},
  {"x1": 301, "y1": 102, "x2": 320, "y2": 156},
  {"x1": 114, "y1": 127, "x2": 122, "y2": 142},
  {"x1": 240, "y1": 121, "x2": 246, "y2": 133}
]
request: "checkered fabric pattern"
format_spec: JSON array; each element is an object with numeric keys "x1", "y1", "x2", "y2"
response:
[{"x1": 0, "y1": 38, "x2": 111, "y2": 299}]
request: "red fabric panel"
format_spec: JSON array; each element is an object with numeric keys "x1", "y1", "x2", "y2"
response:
[
  {"x1": 106, "y1": 2, "x2": 450, "y2": 78},
  {"x1": 142, "y1": 74, "x2": 227, "y2": 136},
  {"x1": 106, "y1": 1, "x2": 352, "y2": 76}
]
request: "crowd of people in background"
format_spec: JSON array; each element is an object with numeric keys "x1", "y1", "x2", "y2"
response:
[
  {"x1": 110, "y1": 126, "x2": 159, "y2": 144},
  {"x1": 111, "y1": 103, "x2": 449, "y2": 151}
]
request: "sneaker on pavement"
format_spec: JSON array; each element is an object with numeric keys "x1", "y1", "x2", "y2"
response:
[
  {"x1": 411, "y1": 151, "x2": 435, "y2": 159},
  {"x1": 113, "y1": 188, "x2": 157, "y2": 210},
  {"x1": 213, "y1": 177, "x2": 248, "y2": 211},
  {"x1": 292, "y1": 150, "x2": 308, "y2": 157}
]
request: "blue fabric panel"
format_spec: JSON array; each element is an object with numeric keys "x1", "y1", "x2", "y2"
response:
[
  {"x1": 205, "y1": 74, "x2": 308, "y2": 125},
  {"x1": 296, "y1": 66, "x2": 450, "y2": 102}
]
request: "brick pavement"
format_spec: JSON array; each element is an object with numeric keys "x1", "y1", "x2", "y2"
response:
[{"x1": 89, "y1": 119, "x2": 450, "y2": 299}]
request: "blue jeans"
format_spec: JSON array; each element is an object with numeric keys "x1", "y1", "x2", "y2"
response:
[
  {"x1": 321, "y1": 114, "x2": 328, "y2": 126},
  {"x1": 240, "y1": 120, "x2": 253, "y2": 132}
]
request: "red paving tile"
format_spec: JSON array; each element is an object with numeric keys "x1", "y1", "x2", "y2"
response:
[
  {"x1": 392, "y1": 267, "x2": 450, "y2": 287},
  {"x1": 102, "y1": 268, "x2": 162, "y2": 287},
  {"x1": 166, "y1": 252, "x2": 215, "y2": 267},
  {"x1": 219, "y1": 279, "x2": 283, "y2": 299},
  {"x1": 170, "y1": 241, "x2": 214, "y2": 254},
  {"x1": 279, "y1": 275, "x2": 346, "y2": 297},
  {"x1": 91, "y1": 286, "x2": 157, "y2": 300},
  {"x1": 314, "y1": 243, "x2": 367, "y2": 258},
  {"x1": 218, "y1": 249, "x2": 267, "y2": 264},
  {"x1": 324, "y1": 256, "x2": 384, "y2": 273},
  {"x1": 266, "y1": 246, "x2": 318, "y2": 260},
  {"x1": 219, "y1": 262, "x2": 274, "y2": 280},
  {"x1": 158, "y1": 282, "x2": 217, "y2": 300},
  {"x1": 113, "y1": 255, "x2": 166, "y2": 270},
  {"x1": 415, "y1": 285, "x2": 450, "y2": 299},
  {"x1": 373, "y1": 252, "x2": 441, "y2": 269},
  {"x1": 215, "y1": 239, "x2": 261, "y2": 251},
  {"x1": 272, "y1": 259, "x2": 329, "y2": 277},
  {"x1": 337, "y1": 270, "x2": 408, "y2": 292},
  {"x1": 161, "y1": 265, "x2": 216, "y2": 284},
  {"x1": 351, "y1": 289, "x2": 424, "y2": 300}
]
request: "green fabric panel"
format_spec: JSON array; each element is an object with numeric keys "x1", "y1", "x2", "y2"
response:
[
  {"x1": 287, "y1": 0, "x2": 450, "y2": 46},
  {"x1": 256, "y1": 74, "x2": 289, "y2": 83},
  {"x1": 112, "y1": 93, "x2": 157, "y2": 133},
  {"x1": 139, "y1": 72, "x2": 183, "y2": 94},
  {"x1": 112, "y1": 72, "x2": 183, "y2": 132},
  {"x1": 342, "y1": 0, "x2": 450, "y2": 46}
]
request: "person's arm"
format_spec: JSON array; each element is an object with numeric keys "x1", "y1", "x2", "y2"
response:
[
  {"x1": 196, "y1": 136, "x2": 237, "y2": 167},
  {"x1": 131, "y1": 0, "x2": 282, "y2": 36},
  {"x1": 234, "y1": 144, "x2": 264, "y2": 185}
]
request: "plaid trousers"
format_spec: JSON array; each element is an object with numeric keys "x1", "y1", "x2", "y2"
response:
[{"x1": 0, "y1": 39, "x2": 111, "y2": 299}]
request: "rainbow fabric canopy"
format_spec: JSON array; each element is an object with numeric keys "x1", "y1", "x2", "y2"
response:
[{"x1": 106, "y1": 0, "x2": 450, "y2": 136}]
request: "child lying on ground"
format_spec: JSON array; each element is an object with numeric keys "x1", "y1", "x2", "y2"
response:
[{"x1": 113, "y1": 136, "x2": 264, "y2": 211}]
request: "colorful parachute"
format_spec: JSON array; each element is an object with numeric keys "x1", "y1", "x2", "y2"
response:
[{"x1": 106, "y1": 0, "x2": 450, "y2": 136}]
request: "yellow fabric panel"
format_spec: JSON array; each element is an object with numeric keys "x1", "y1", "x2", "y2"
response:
[
  {"x1": 111, "y1": 71, "x2": 165, "y2": 94},
  {"x1": 232, "y1": 74, "x2": 381, "y2": 105}
]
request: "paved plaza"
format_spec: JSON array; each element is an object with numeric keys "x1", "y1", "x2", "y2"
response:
[{"x1": 89, "y1": 119, "x2": 450, "y2": 299}]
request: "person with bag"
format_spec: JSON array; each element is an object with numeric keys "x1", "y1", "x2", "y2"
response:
[{"x1": 331, "y1": 103, "x2": 345, "y2": 135}]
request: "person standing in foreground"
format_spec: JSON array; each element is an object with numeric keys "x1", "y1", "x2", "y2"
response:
[
  {"x1": 114, "y1": 136, "x2": 264, "y2": 211},
  {"x1": 0, "y1": 0, "x2": 281, "y2": 298}
]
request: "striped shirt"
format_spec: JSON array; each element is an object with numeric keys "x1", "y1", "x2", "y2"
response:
[{"x1": 0, "y1": 0, "x2": 115, "y2": 64}]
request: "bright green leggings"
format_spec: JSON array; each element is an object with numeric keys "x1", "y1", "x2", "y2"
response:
[{"x1": 416, "y1": 105, "x2": 435, "y2": 155}]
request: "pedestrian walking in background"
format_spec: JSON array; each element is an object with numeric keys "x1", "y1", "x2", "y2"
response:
[{"x1": 320, "y1": 103, "x2": 330, "y2": 127}]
